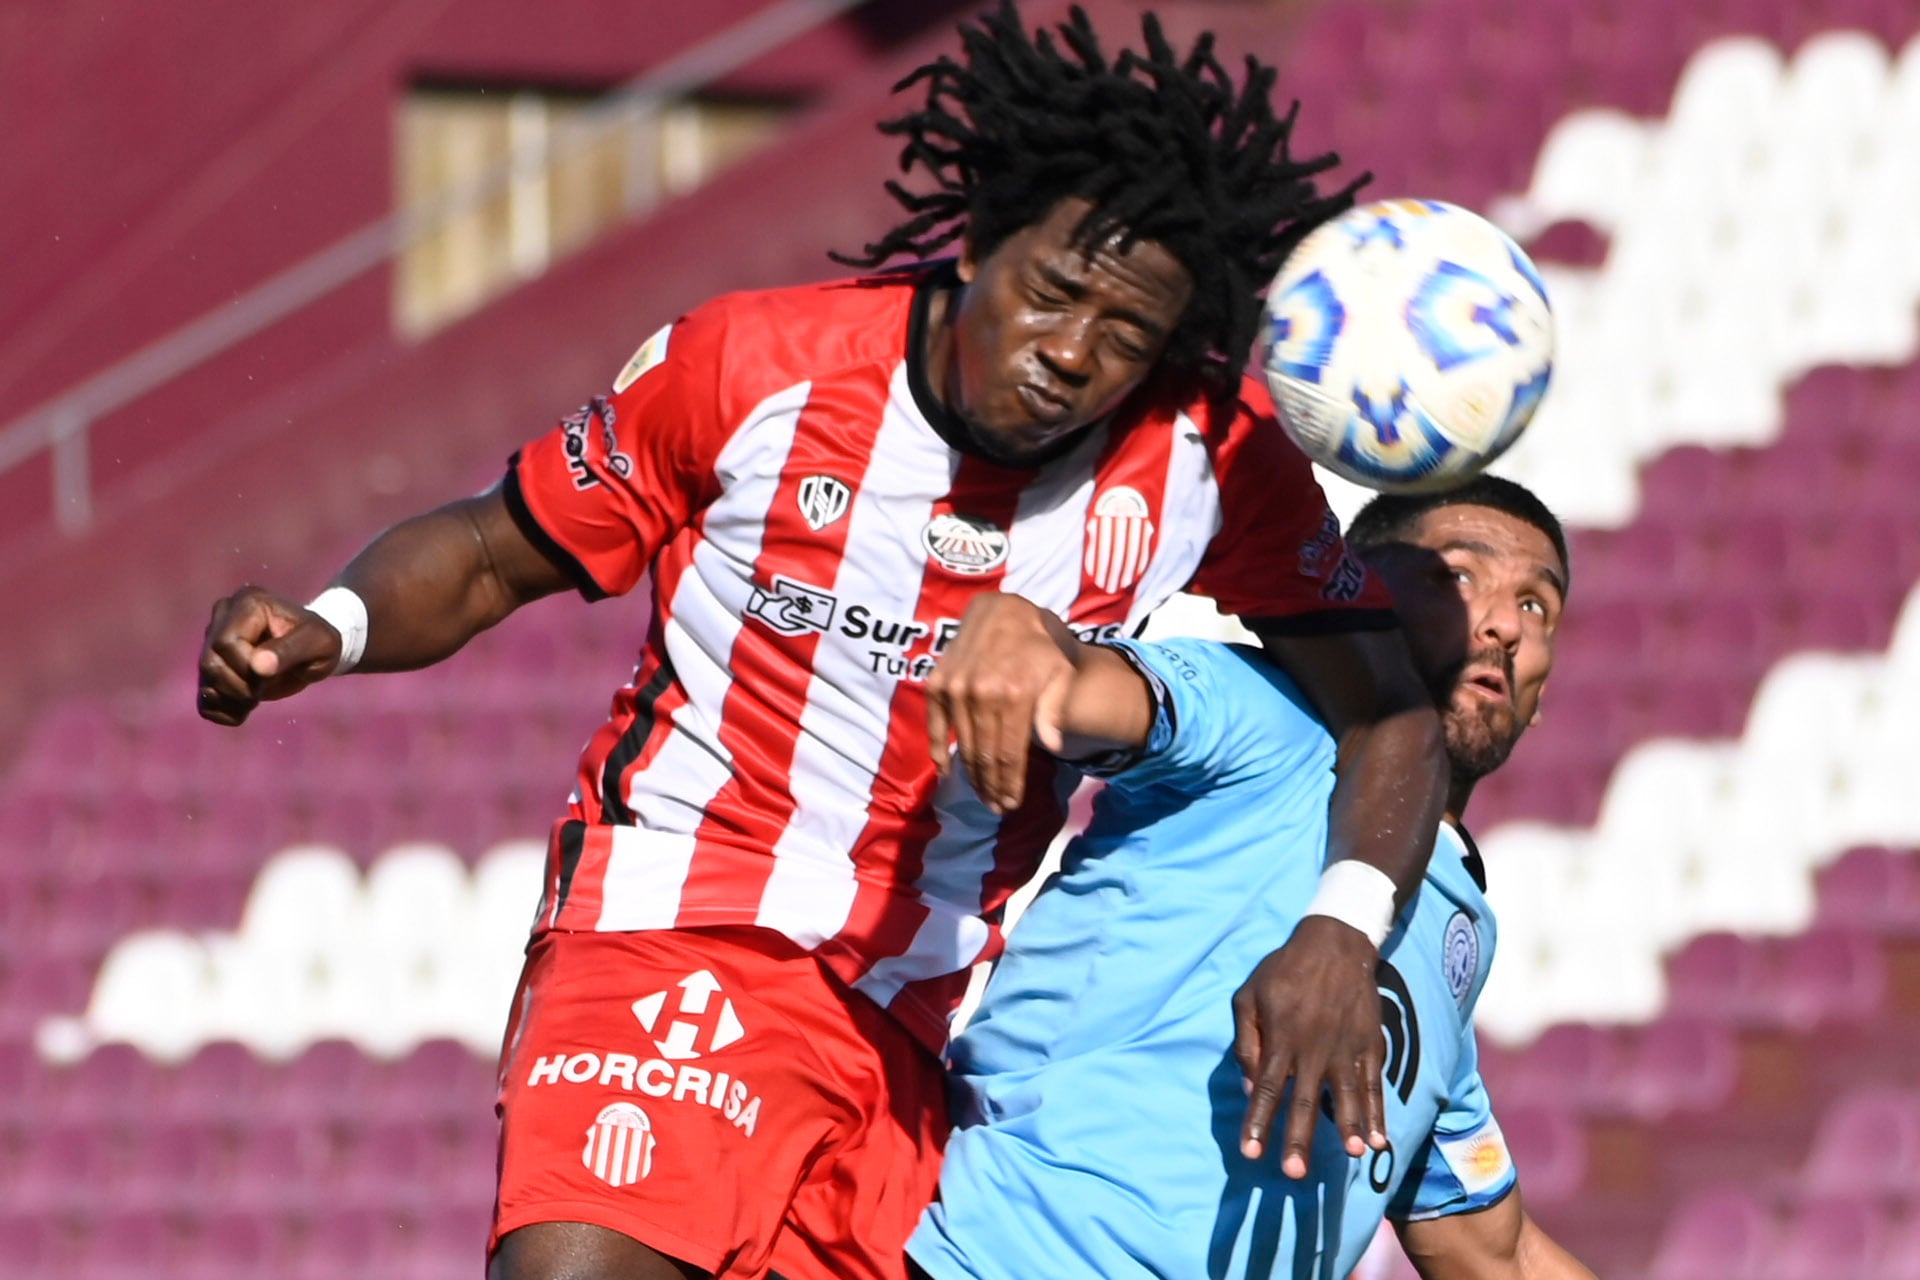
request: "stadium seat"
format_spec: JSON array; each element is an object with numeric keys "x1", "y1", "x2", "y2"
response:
[
  {"x1": 1646, "y1": 1188, "x2": 1778, "y2": 1280},
  {"x1": 1763, "y1": 1195, "x2": 1893, "y2": 1280},
  {"x1": 1495, "y1": 1105, "x2": 1588, "y2": 1203},
  {"x1": 1800, "y1": 1088, "x2": 1920, "y2": 1196},
  {"x1": 1816, "y1": 846, "x2": 1920, "y2": 933},
  {"x1": 1623, "y1": 1016, "x2": 1742, "y2": 1118},
  {"x1": 1772, "y1": 928, "x2": 1889, "y2": 1028}
]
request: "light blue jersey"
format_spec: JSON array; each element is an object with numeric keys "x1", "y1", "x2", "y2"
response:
[{"x1": 910, "y1": 640, "x2": 1516, "y2": 1280}]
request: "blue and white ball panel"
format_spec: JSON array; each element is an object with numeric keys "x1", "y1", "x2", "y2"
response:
[{"x1": 1261, "y1": 198, "x2": 1555, "y2": 494}]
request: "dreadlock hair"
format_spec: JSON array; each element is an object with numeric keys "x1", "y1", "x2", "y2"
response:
[
  {"x1": 1346, "y1": 474, "x2": 1572, "y2": 598},
  {"x1": 833, "y1": 1, "x2": 1367, "y2": 400}
]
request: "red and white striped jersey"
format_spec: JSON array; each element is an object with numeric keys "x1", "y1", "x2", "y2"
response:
[{"x1": 503, "y1": 267, "x2": 1395, "y2": 1053}]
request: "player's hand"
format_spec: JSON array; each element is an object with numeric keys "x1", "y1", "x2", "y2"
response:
[
  {"x1": 925, "y1": 593, "x2": 1076, "y2": 814},
  {"x1": 196, "y1": 585, "x2": 345, "y2": 726},
  {"x1": 1232, "y1": 914, "x2": 1388, "y2": 1177}
]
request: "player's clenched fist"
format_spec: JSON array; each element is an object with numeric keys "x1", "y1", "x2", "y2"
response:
[
  {"x1": 196, "y1": 585, "x2": 344, "y2": 726},
  {"x1": 926, "y1": 593, "x2": 1078, "y2": 815}
]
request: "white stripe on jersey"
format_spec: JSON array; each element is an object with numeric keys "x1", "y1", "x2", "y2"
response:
[
  {"x1": 1124, "y1": 412, "x2": 1223, "y2": 628},
  {"x1": 909, "y1": 453, "x2": 1110, "y2": 924},
  {"x1": 756, "y1": 366, "x2": 958, "y2": 947},
  {"x1": 596, "y1": 827, "x2": 701, "y2": 931},
  {"x1": 996, "y1": 425, "x2": 1108, "y2": 606},
  {"x1": 596, "y1": 383, "x2": 809, "y2": 928}
]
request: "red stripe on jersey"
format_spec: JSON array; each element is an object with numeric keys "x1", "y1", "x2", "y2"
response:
[
  {"x1": 672, "y1": 379, "x2": 890, "y2": 921},
  {"x1": 551, "y1": 528, "x2": 706, "y2": 929},
  {"x1": 817, "y1": 454, "x2": 1033, "y2": 985},
  {"x1": 1073, "y1": 411, "x2": 1177, "y2": 626},
  {"x1": 591, "y1": 533, "x2": 703, "y2": 825}
]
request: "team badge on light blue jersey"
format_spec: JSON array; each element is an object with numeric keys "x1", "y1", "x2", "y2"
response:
[{"x1": 1443, "y1": 911, "x2": 1479, "y2": 1006}]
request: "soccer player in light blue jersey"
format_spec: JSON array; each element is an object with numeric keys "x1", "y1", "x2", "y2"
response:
[{"x1": 908, "y1": 477, "x2": 1596, "y2": 1280}]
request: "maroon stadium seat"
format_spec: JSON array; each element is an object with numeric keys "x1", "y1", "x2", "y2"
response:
[
  {"x1": 1817, "y1": 846, "x2": 1920, "y2": 934},
  {"x1": 1764, "y1": 1195, "x2": 1893, "y2": 1280},
  {"x1": 1646, "y1": 1189, "x2": 1778, "y2": 1280},
  {"x1": 1801, "y1": 1088, "x2": 1920, "y2": 1197},
  {"x1": 1624, "y1": 1016, "x2": 1742, "y2": 1118}
]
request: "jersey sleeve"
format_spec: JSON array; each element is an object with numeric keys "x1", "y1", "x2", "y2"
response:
[
  {"x1": 1388, "y1": 1031, "x2": 1519, "y2": 1222},
  {"x1": 1187, "y1": 383, "x2": 1398, "y2": 633},
  {"x1": 1084, "y1": 639, "x2": 1285, "y2": 796},
  {"x1": 502, "y1": 302, "x2": 736, "y2": 599}
]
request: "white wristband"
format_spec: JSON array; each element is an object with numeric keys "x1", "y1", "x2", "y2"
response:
[
  {"x1": 1304, "y1": 861, "x2": 1397, "y2": 949},
  {"x1": 306, "y1": 586, "x2": 369, "y2": 676}
]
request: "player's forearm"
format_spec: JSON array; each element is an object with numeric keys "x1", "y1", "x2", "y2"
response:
[
  {"x1": 1512, "y1": 1213, "x2": 1597, "y2": 1280},
  {"x1": 1326, "y1": 699, "x2": 1446, "y2": 912},
  {"x1": 331, "y1": 492, "x2": 568, "y2": 672},
  {"x1": 1048, "y1": 640, "x2": 1157, "y2": 757}
]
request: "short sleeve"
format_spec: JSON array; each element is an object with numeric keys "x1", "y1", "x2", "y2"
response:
[
  {"x1": 1388, "y1": 1032, "x2": 1519, "y2": 1222},
  {"x1": 1187, "y1": 381, "x2": 1398, "y2": 633},
  {"x1": 1091, "y1": 639, "x2": 1322, "y2": 797},
  {"x1": 502, "y1": 302, "x2": 736, "y2": 599}
]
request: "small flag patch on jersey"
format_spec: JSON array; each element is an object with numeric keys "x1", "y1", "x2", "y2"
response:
[
  {"x1": 1085, "y1": 485, "x2": 1155, "y2": 593},
  {"x1": 583, "y1": 1101, "x2": 657, "y2": 1187},
  {"x1": 1435, "y1": 1119, "x2": 1512, "y2": 1196},
  {"x1": 613, "y1": 324, "x2": 672, "y2": 393}
]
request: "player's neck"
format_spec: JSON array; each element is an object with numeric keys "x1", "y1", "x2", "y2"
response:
[{"x1": 1444, "y1": 777, "x2": 1474, "y2": 827}]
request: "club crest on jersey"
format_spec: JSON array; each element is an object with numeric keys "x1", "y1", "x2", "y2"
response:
[
  {"x1": 1084, "y1": 486, "x2": 1156, "y2": 593},
  {"x1": 797, "y1": 475, "x2": 852, "y2": 532},
  {"x1": 1443, "y1": 910, "x2": 1479, "y2": 1005},
  {"x1": 922, "y1": 512, "x2": 1009, "y2": 576},
  {"x1": 582, "y1": 1102, "x2": 656, "y2": 1187}
]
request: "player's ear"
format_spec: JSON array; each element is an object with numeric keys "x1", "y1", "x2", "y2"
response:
[{"x1": 957, "y1": 231, "x2": 980, "y2": 285}]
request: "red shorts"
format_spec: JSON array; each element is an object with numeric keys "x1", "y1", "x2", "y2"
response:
[{"x1": 491, "y1": 927, "x2": 949, "y2": 1280}]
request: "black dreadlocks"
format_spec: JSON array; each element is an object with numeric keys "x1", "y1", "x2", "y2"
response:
[{"x1": 834, "y1": 1, "x2": 1367, "y2": 398}]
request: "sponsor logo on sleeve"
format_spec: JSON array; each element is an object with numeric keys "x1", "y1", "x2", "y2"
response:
[
  {"x1": 612, "y1": 324, "x2": 672, "y2": 393},
  {"x1": 1297, "y1": 509, "x2": 1341, "y2": 579},
  {"x1": 560, "y1": 401, "x2": 634, "y2": 490}
]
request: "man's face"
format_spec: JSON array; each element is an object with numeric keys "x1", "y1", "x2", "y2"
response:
[
  {"x1": 1366, "y1": 505, "x2": 1566, "y2": 783},
  {"x1": 943, "y1": 197, "x2": 1194, "y2": 465}
]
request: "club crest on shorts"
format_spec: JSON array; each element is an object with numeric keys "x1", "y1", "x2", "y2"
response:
[
  {"x1": 797, "y1": 475, "x2": 852, "y2": 532},
  {"x1": 583, "y1": 1101, "x2": 656, "y2": 1187},
  {"x1": 1443, "y1": 910, "x2": 1479, "y2": 1005},
  {"x1": 1084, "y1": 485, "x2": 1156, "y2": 593},
  {"x1": 922, "y1": 512, "x2": 1009, "y2": 576}
]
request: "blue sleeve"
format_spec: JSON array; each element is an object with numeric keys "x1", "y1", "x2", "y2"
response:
[
  {"x1": 1388, "y1": 1030, "x2": 1518, "y2": 1222},
  {"x1": 1081, "y1": 639, "x2": 1261, "y2": 796}
]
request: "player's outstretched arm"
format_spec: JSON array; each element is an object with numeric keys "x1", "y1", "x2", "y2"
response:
[
  {"x1": 925, "y1": 594, "x2": 1154, "y2": 806},
  {"x1": 1395, "y1": 1187, "x2": 1598, "y2": 1280},
  {"x1": 196, "y1": 487, "x2": 574, "y2": 725},
  {"x1": 1234, "y1": 624, "x2": 1446, "y2": 1175}
]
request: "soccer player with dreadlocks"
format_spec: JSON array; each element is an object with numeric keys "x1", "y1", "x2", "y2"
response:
[{"x1": 193, "y1": 6, "x2": 1446, "y2": 1280}]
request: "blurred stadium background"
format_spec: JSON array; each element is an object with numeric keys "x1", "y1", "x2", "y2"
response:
[{"x1": 3, "y1": 0, "x2": 1919, "y2": 1275}]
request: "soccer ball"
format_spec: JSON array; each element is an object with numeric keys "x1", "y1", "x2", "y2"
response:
[{"x1": 1260, "y1": 198, "x2": 1554, "y2": 494}]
